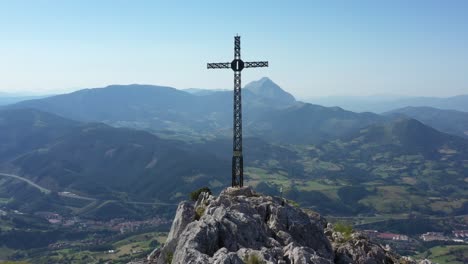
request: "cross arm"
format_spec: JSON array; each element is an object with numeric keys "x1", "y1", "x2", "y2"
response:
[
  {"x1": 207, "y1": 62, "x2": 230, "y2": 69},
  {"x1": 245, "y1": 61, "x2": 268, "y2": 68}
]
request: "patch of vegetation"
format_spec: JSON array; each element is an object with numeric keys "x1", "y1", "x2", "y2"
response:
[
  {"x1": 166, "y1": 251, "x2": 174, "y2": 264},
  {"x1": 149, "y1": 239, "x2": 160, "y2": 248},
  {"x1": 416, "y1": 245, "x2": 468, "y2": 264},
  {"x1": 189, "y1": 187, "x2": 212, "y2": 201},
  {"x1": 244, "y1": 253, "x2": 265, "y2": 264},
  {"x1": 286, "y1": 199, "x2": 300, "y2": 208},
  {"x1": 337, "y1": 186, "x2": 373, "y2": 204},
  {"x1": 0, "y1": 229, "x2": 90, "y2": 250},
  {"x1": 333, "y1": 222, "x2": 353, "y2": 240},
  {"x1": 194, "y1": 206, "x2": 205, "y2": 221},
  {"x1": 25, "y1": 230, "x2": 167, "y2": 263}
]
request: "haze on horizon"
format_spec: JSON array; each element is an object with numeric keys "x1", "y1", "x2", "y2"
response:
[{"x1": 1, "y1": 1, "x2": 468, "y2": 98}]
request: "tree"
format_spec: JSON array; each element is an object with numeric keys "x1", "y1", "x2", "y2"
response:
[{"x1": 189, "y1": 187, "x2": 212, "y2": 201}]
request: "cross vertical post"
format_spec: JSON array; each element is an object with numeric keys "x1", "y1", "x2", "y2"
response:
[{"x1": 207, "y1": 36, "x2": 268, "y2": 188}]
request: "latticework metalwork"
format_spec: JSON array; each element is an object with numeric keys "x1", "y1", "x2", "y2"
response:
[
  {"x1": 207, "y1": 63, "x2": 230, "y2": 69},
  {"x1": 245, "y1": 61, "x2": 268, "y2": 68},
  {"x1": 207, "y1": 36, "x2": 269, "y2": 188}
]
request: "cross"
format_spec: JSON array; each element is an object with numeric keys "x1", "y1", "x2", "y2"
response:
[{"x1": 207, "y1": 35, "x2": 269, "y2": 188}]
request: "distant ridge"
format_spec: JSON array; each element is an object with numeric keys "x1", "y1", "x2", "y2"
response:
[
  {"x1": 350, "y1": 118, "x2": 468, "y2": 157},
  {"x1": 183, "y1": 88, "x2": 229, "y2": 96},
  {"x1": 385, "y1": 106, "x2": 468, "y2": 138},
  {"x1": 251, "y1": 102, "x2": 385, "y2": 144},
  {"x1": 305, "y1": 94, "x2": 468, "y2": 113}
]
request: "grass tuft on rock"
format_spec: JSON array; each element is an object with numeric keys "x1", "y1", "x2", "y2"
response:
[
  {"x1": 334, "y1": 222, "x2": 353, "y2": 240},
  {"x1": 194, "y1": 206, "x2": 206, "y2": 221},
  {"x1": 244, "y1": 253, "x2": 265, "y2": 264}
]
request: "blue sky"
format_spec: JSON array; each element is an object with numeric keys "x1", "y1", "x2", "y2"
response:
[{"x1": 1, "y1": 1, "x2": 467, "y2": 97}]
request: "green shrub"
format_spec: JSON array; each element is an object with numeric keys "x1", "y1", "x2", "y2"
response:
[
  {"x1": 189, "y1": 187, "x2": 212, "y2": 201},
  {"x1": 166, "y1": 252, "x2": 173, "y2": 264},
  {"x1": 334, "y1": 222, "x2": 353, "y2": 240},
  {"x1": 287, "y1": 199, "x2": 300, "y2": 208},
  {"x1": 244, "y1": 254, "x2": 265, "y2": 264}
]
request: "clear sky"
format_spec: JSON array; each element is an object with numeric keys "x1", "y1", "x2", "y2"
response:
[{"x1": 1, "y1": 0, "x2": 467, "y2": 98}]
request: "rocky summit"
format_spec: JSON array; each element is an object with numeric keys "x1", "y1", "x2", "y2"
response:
[{"x1": 148, "y1": 187, "x2": 426, "y2": 264}]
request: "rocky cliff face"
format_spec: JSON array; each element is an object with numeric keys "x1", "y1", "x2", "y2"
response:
[{"x1": 148, "y1": 187, "x2": 425, "y2": 264}]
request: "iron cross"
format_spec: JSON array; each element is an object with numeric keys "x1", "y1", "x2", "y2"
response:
[{"x1": 207, "y1": 36, "x2": 268, "y2": 188}]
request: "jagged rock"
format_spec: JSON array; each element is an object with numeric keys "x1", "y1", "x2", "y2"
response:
[
  {"x1": 148, "y1": 201, "x2": 195, "y2": 263},
  {"x1": 332, "y1": 231, "x2": 345, "y2": 244},
  {"x1": 167, "y1": 201, "x2": 195, "y2": 242},
  {"x1": 283, "y1": 242, "x2": 333, "y2": 264},
  {"x1": 333, "y1": 232, "x2": 401, "y2": 264},
  {"x1": 150, "y1": 187, "x2": 419, "y2": 264},
  {"x1": 195, "y1": 190, "x2": 212, "y2": 208},
  {"x1": 127, "y1": 261, "x2": 146, "y2": 264},
  {"x1": 211, "y1": 248, "x2": 244, "y2": 264},
  {"x1": 221, "y1": 186, "x2": 255, "y2": 197}
]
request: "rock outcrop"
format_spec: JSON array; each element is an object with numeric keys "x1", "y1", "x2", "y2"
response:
[{"x1": 148, "y1": 187, "x2": 424, "y2": 264}]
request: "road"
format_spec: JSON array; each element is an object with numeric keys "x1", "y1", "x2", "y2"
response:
[
  {"x1": 0, "y1": 172, "x2": 51, "y2": 194},
  {"x1": 58, "y1": 191, "x2": 96, "y2": 201},
  {"x1": 0, "y1": 172, "x2": 178, "y2": 206}
]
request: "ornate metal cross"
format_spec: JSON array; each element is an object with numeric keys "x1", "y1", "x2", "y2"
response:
[{"x1": 207, "y1": 36, "x2": 268, "y2": 187}]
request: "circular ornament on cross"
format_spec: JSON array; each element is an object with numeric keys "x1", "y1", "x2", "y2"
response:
[{"x1": 231, "y1": 59, "x2": 244, "y2": 71}]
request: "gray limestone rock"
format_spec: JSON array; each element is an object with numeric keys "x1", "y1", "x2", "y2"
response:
[
  {"x1": 333, "y1": 232, "x2": 401, "y2": 264},
  {"x1": 149, "y1": 201, "x2": 195, "y2": 263},
  {"x1": 150, "y1": 187, "x2": 417, "y2": 264}
]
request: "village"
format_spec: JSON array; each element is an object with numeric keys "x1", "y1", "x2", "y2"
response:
[
  {"x1": 363, "y1": 229, "x2": 468, "y2": 243},
  {"x1": 34, "y1": 211, "x2": 170, "y2": 235},
  {"x1": 0, "y1": 210, "x2": 168, "y2": 253},
  {"x1": 3, "y1": 205, "x2": 467, "y2": 252},
  {"x1": 34, "y1": 208, "x2": 468, "y2": 255},
  {"x1": 360, "y1": 229, "x2": 468, "y2": 255}
]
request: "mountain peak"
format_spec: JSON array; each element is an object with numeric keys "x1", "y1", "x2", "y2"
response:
[
  {"x1": 244, "y1": 77, "x2": 296, "y2": 105},
  {"x1": 258, "y1": 76, "x2": 274, "y2": 83},
  {"x1": 245, "y1": 77, "x2": 279, "y2": 90},
  {"x1": 149, "y1": 186, "x2": 417, "y2": 264}
]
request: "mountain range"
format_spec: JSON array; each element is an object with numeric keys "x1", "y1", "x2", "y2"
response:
[
  {"x1": 0, "y1": 109, "x2": 466, "y2": 217},
  {"x1": 1, "y1": 78, "x2": 467, "y2": 218},
  {"x1": 0, "y1": 109, "x2": 229, "y2": 203},
  {"x1": 7, "y1": 79, "x2": 296, "y2": 137},
  {"x1": 7, "y1": 78, "x2": 391, "y2": 144}
]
